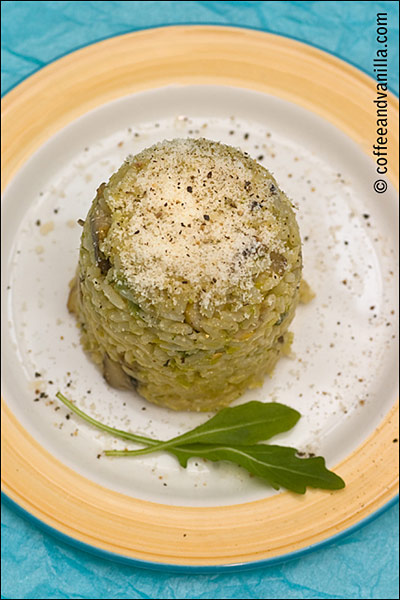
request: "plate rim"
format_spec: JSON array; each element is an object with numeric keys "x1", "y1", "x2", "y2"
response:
[
  {"x1": 2, "y1": 25, "x2": 399, "y2": 193},
  {"x1": 2, "y1": 491, "x2": 398, "y2": 573},
  {"x1": 1, "y1": 24, "x2": 399, "y2": 569},
  {"x1": 2, "y1": 23, "x2": 398, "y2": 100}
]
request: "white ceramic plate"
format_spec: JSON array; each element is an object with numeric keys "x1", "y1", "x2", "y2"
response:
[
  {"x1": 3, "y1": 84, "x2": 398, "y2": 505},
  {"x1": 2, "y1": 27, "x2": 398, "y2": 567}
]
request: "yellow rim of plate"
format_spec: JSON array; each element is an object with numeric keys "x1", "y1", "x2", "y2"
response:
[{"x1": 1, "y1": 26, "x2": 399, "y2": 566}]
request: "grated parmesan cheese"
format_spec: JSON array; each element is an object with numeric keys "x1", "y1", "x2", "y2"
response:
[{"x1": 101, "y1": 138, "x2": 295, "y2": 309}]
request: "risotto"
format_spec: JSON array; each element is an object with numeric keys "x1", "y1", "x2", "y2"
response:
[{"x1": 68, "y1": 138, "x2": 302, "y2": 411}]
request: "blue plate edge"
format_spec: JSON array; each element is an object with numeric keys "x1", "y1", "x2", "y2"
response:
[{"x1": 2, "y1": 491, "x2": 398, "y2": 573}]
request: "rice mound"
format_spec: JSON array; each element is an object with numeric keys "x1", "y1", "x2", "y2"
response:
[{"x1": 68, "y1": 138, "x2": 302, "y2": 411}]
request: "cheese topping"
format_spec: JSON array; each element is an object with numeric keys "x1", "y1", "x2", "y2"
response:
[{"x1": 102, "y1": 138, "x2": 293, "y2": 308}]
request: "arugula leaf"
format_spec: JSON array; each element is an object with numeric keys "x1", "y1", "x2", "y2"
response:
[
  {"x1": 56, "y1": 391, "x2": 345, "y2": 494},
  {"x1": 56, "y1": 392, "x2": 159, "y2": 447},
  {"x1": 194, "y1": 444, "x2": 345, "y2": 493},
  {"x1": 106, "y1": 443, "x2": 345, "y2": 494},
  {"x1": 109, "y1": 401, "x2": 300, "y2": 458}
]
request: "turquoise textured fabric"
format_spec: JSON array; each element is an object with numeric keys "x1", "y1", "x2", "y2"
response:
[{"x1": 1, "y1": 1, "x2": 399, "y2": 598}]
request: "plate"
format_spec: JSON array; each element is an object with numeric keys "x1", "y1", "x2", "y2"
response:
[{"x1": 1, "y1": 26, "x2": 399, "y2": 569}]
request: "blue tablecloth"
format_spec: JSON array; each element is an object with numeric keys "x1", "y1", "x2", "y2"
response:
[{"x1": 1, "y1": 2, "x2": 399, "y2": 598}]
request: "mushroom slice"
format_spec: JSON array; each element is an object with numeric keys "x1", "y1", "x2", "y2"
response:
[
  {"x1": 102, "y1": 353, "x2": 137, "y2": 389},
  {"x1": 67, "y1": 276, "x2": 79, "y2": 314},
  {"x1": 90, "y1": 183, "x2": 112, "y2": 275}
]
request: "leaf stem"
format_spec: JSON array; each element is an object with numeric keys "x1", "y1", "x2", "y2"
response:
[{"x1": 56, "y1": 391, "x2": 160, "y2": 447}]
